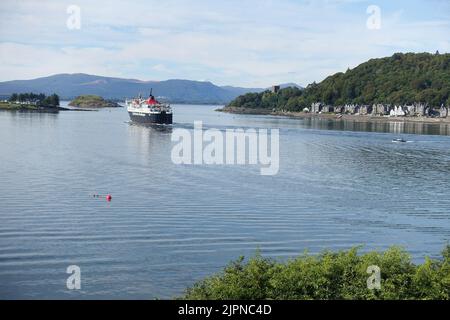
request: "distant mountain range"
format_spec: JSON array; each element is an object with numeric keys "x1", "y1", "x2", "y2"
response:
[{"x1": 0, "y1": 73, "x2": 302, "y2": 104}]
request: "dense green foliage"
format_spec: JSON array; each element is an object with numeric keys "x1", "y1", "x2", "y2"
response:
[
  {"x1": 227, "y1": 53, "x2": 450, "y2": 112},
  {"x1": 9, "y1": 92, "x2": 59, "y2": 107},
  {"x1": 69, "y1": 95, "x2": 120, "y2": 108},
  {"x1": 182, "y1": 246, "x2": 450, "y2": 300}
]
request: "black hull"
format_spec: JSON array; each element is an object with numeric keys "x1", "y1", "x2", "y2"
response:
[{"x1": 128, "y1": 111, "x2": 172, "y2": 124}]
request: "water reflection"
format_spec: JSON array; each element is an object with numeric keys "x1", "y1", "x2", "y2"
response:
[
  {"x1": 128, "y1": 122, "x2": 173, "y2": 133},
  {"x1": 127, "y1": 122, "x2": 173, "y2": 136},
  {"x1": 127, "y1": 122, "x2": 172, "y2": 165},
  {"x1": 300, "y1": 117, "x2": 450, "y2": 136},
  {"x1": 4, "y1": 110, "x2": 59, "y2": 125}
]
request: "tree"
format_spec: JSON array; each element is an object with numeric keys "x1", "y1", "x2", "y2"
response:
[
  {"x1": 181, "y1": 245, "x2": 450, "y2": 300},
  {"x1": 41, "y1": 93, "x2": 60, "y2": 107},
  {"x1": 9, "y1": 93, "x2": 18, "y2": 102}
]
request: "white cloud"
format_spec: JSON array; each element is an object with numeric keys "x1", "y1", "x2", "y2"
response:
[{"x1": 0, "y1": 0, "x2": 449, "y2": 87}]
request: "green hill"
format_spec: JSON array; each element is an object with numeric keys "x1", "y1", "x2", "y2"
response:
[
  {"x1": 69, "y1": 95, "x2": 120, "y2": 108},
  {"x1": 225, "y1": 52, "x2": 450, "y2": 112}
]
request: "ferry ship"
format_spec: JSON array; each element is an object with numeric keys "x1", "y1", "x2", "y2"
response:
[{"x1": 126, "y1": 91, "x2": 172, "y2": 124}]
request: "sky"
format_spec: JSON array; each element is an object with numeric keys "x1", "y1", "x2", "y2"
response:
[{"x1": 0, "y1": 0, "x2": 449, "y2": 87}]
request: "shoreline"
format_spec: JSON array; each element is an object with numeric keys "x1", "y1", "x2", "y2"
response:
[
  {"x1": 0, "y1": 102, "x2": 98, "y2": 112},
  {"x1": 218, "y1": 107, "x2": 450, "y2": 125}
]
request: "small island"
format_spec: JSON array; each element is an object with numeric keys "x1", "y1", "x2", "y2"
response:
[
  {"x1": 68, "y1": 95, "x2": 121, "y2": 108},
  {"x1": 0, "y1": 92, "x2": 61, "y2": 112}
]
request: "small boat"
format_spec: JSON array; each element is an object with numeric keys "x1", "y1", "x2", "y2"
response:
[
  {"x1": 392, "y1": 138, "x2": 407, "y2": 143},
  {"x1": 126, "y1": 90, "x2": 172, "y2": 125}
]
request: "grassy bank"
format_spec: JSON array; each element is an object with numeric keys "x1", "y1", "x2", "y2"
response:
[
  {"x1": 217, "y1": 106, "x2": 274, "y2": 115},
  {"x1": 0, "y1": 101, "x2": 40, "y2": 110},
  {"x1": 0, "y1": 101, "x2": 65, "y2": 112},
  {"x1": 181, "y1": 246, "x2": 450, "y2": 300}
]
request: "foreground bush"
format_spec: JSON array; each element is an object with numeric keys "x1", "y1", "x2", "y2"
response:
[{"x1": 182, "y1": 246, "x2": 450, "y2": 300}]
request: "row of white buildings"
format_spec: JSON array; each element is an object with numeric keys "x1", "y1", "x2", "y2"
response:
[{"x1": 309, "y1": 102, "x2": 449, "y2": 118}]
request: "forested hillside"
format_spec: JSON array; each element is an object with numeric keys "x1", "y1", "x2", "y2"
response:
[{"x1": 227, "y1": 52, "x2": 450, "y2": 112}]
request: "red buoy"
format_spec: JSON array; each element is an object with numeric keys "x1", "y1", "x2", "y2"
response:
[{"x1": 106, "y1": 194, "x2": 112, "y2": 201}]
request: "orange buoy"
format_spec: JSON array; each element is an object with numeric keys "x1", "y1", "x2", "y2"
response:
[{"x1": 106, "y1": 194, "x2": 112, "y2": 201}]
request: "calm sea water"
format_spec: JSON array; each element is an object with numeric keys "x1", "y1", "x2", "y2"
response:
[{"x1": 1, "y1": 103, "x2": 450, "y2": 299}]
